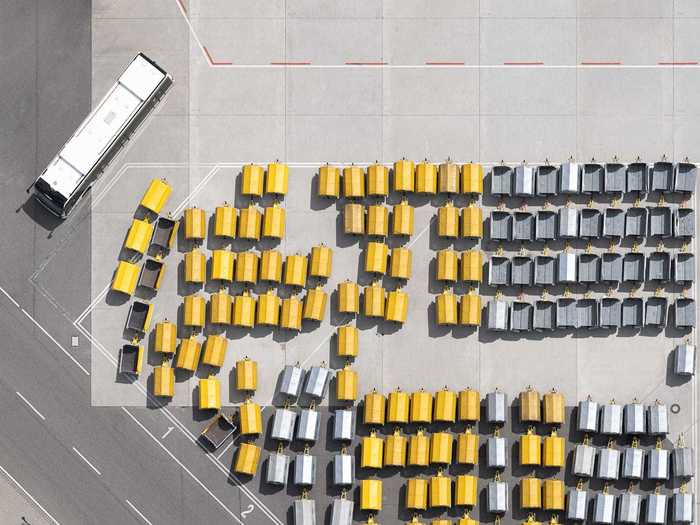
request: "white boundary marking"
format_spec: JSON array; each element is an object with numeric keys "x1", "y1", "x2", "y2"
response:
[
  {"x1": 0, "y1": 463, "x2": 61, "y2": 525},
  {"x1": 15, "y1": 391, "x2": 46, "y2": 421},
  {"x1": 125, "y1": 499, "x2": 154, "y2": 525},
  {"x1": 215, "y1": 440, "x2": 235, "y2": 460},
  {"x1": 71, "y1": 446, "x2": 102, "y2": 476}
]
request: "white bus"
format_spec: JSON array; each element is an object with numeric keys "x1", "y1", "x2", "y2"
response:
[{"x1": 30, "y1": 53, "x2": 172, "y2": 217}]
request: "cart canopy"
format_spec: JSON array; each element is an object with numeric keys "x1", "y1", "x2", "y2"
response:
[
  {"x1": 202, "y1": 334, "x2": 227, "y2": 367},
  {"x1": 153, "y1": 363, "x2": 174, "y2": 397},
  {"x1": 235, "y1": 357, "x2": 257, "y2": 391},
  {"x1": 521, "y1": 477, "x2": 542, "y2": 509},
  {"x1": 457, "y1": 429, "x2": 479, "y2": 464},
  {"x1": 416, "y1": 161, "x2": 437, "y2": 194},
  {"x1": 336, "y1": 325, "x2": 358, "y2": 358},
  {"x1": 392, "y1": 201, "x2": 414, "y2": 236},
  {"x1": 284, "y1": 254, "x2": 308, "y2": 287},
  {"x1": 437, "y1": 202, "x2": 459, "y2": 238},
  {"x1": 385, "y1": 289, "x2": 408, "y2": 323},
  {"x1": 211, "y1": 249, "x2": 235, "y2": 282},
  {"x1": 124, "y1": 218, "x2": 153, "y2": 255},
  {"x1": 436, "y1": 290, "x2": 458, "y2": 325},
  {"x1": 234, "y1": 443, "x2": 261, "y2": 476},
  {"x1": 487, "y1": 299, "x2": 509, "y2": 330},
  {"x1": 265, "y1": 162, "x2": 288, "y2": 195},
  {"x1": 343, "y1": 165, "x2": 365, "y2": 198},
  {"x1": 513, "y1": 211, "x2": 534, "y2": 241},
  {"x1": 390, "y1": 247, "x2": 412, "y2": 280},
  {"x1": 406, "y1": 478, "x2": 428, "y2": 510},
  {"x1": 461, "y1": 163, "x2": 483, "y2": 194},
  {"x1": 367, "y1": 204, "x2": 389, "y2": 237},
  {"x1": 558, "y1": 207, "x2": 578, "y2": 238},
  {"x1": 438, "y1": 161, "x2": 458, "y2": 193},
  {"x1": 183, "y1": 294, "x2": 206, "y2": 328},
  {"x1": 384, "y1": 429, "x2": 407, "y2": 466},
  {"x1": 343, "y1": 203, "x2": 365, "y2": 235},
  {"x1": 232, "y1": 291, "x2": 256, "y2": 327},
  {"x1": 411, "y1": 389, "x2": 433, "y2": 424},
  {"x1": 262, "y1": 203, "x2": 285, "y2": 239},
  {"x1": 491, "y1": 165, "x2": 513, "y2": 196},
  {"x1": 360, "y1": 479, "x2": 382, "y2": 511},
  {"x1": 279, "y1": 364, "x2": 304, "y2": 398},
  {"x1": 241, "y1": 164, "x2": 264, "y2": 197},
  {"x1": 365, "y1": 242, "x2": 388, "y2": 274},
  {"x1": 582, "y1": 163, "x2": 603, "y2": 193},
  {"x1": 514, "y1": 165, "x2": 535, "y2": 196},
  {"x1": 394, "y1": 159, "x2": 415, "y2": 192},
  {"x1": 112, "y1": 260, "x2": 139, "y2": 296},
  {"x1": 604, "y1": 162, "x2": 626, "y2": 193},
  {"x1": 364, "y1": 282, "x2": 385, "y2": 318},
  {"x1": 214, "y1": 204, "x2": 237, "y2": 238},
  {"x1": 303, "y1": 287, "x2": 327, "y2": 322},
  {"x1": 536, "y1": 165, "x2": 557, "y2": 195},
  {"x1": 408, "y1": 430, "x2": 430, "y2": 466},
  {"x1": 461, "y1": 205, "x2": 483, "y2": 238},
  {"x1": 184, "y1": 249, "x2": 206, "y2": 283},
  {"x1": 260, "y1": 249, "x2": 283, "y2": 282},
  {"x1": 335, "y1": 366, "x2": 357, "y2": 401},
  {"x1": 238, "y1": 204, "x2": 261, "y2": 240},
  {"x1": 455, "y1": 474, "x2": 477, "y2": 506},
  {"x1": 338, "y1": 280, "x2": 360, "y2": 313},
  {"x1": 675, "y1": 161, "x2": 697, "y2": 193},
  {"x1": 363, "y1": 391, "x2": 386, "y2": 425},
  {"x1": 318, "y1": 164, "x2": 340, "y2": 198},
  {"x1": 459, "y1": 293, "x2": 481, "y2": 326},
  {"x1": 183, "y1": 207, "x2": 206, "y2": 241},
  {"x1": 560, "y1": 162, "x2": 580, "y2": 193},
  {"x1": 198, "y1": 377, "x2": 220, "y2": 410},
  {"x1": 387, "y1": 389, "x2": 410, "y2": 424}
]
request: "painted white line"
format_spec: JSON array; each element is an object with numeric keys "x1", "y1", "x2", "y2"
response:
[
  {"x1": 406, "y1": 216, "x2": 436, "y2": 249},
  {"x1": 0, "y1": 463, "x2": 61, "y2": 525},
  {"x1": 161, "y1": 427, "x2": 174, "y2": 439},
  {"x1": 300, "y1": 330, "x2": 335, "y2": 366},
  {"x1": 125, "y1": 499, "x2": 154, "y2": 525},
  {"x1": 215, "y1": 439, "x2": 235, "y2": 460},
  {"x1": 122, "y1": 407, "x2": 244, "y2": 524},
  {"x1": 15, "y1": 392, "x2": 46, "y2": 421},
  {"x1": 21, "y1": 309, "x2": 90, "y2": 376},
  {"x1": 71, "y1": 447, "x2": 102, "y2": 476},
  {"x1": 75, "y1": 284, "x2": 109, "y2": 325},
  {"x1": 172, "y1": 165, "x2": 221, "y2": 216},
  {"x1": 0, "y1": 285, "x2": 20, "y2": 308},
  {"x1": 173, "y1": 0, "x2": 208, "y2": 59}
]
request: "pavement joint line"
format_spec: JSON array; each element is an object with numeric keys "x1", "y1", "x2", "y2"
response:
[
  {"x1": 121, "y1": 407, "x2": 244, "y2": 525},
  {"x1": 71, "y1": 446, "x2": 102, "y2": 476},
  {"x1": 0, "y1": 463, "x2": 61, "y2": 525},
  {"x1": 15, "y1": 391, "x2": 46, "y2": 421},
  {"x1": 125, "y1": 499, "x2": 154, "y2": 525}
]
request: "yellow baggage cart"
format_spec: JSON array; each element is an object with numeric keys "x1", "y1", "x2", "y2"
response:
[
  {"x1": 241, "y1": 163, "x2": 264, "y2": 197},
  {"x1": 360, "y1": 479, "x2": 382, "y2": 511},
  {"x1": 175, "y1": 336, "x2": 201, "y2": 371},
  {"x1": 214, "y1": 204, "x2": 237, "y2": 238},
  {"x1": 542, "y1": 479, "x2": 565, "y2": 510},
  {"x1": 138, "y1": 258, "x2": 165, "y2": 292},
  {"x1": 543, "y1": 430, "x2": 565, "y2": 468},
  {"x1": 520, "y1": 386, "x2": 541, "y2": 422},
  {"x1": 202, "y1": 334, "x2": 227, "y2": 367},
  {"x1": 432, "y1": 520, "x2": 451, "y2": 525},
  {"x1": 429, "y1": 471, "x2": 452, "y2": 508},
  {"x1": 436, "y1": 289, "x2": 458, "y2": 325},
  {"x1": 184, "y1": 248, "x2": 206, "y2": 283},
  {"x1": 439, "y1": 161, "x2": 459, "y2": 194},
  {"x1": 281, "y1": 296, "x2": 303, "y2": 331},
  {"x1": 239, "y1": 399, "x2": 263, "y2": 435},
  {"x1": 112, "y1": 261, "x2": 139, "y2": 296},
  {"x1": 368, "y1": 163, "x2": 389, "y2": 196},
  {"x1": 363, "y1": 390, "x2": 386, "y2": 425},
  {"x1": 460, "y1": 250, "x2": 483, "y2": 282},
  {"x1": 408, "y1": 430, "x2": 430, "y2": 467},
  {"x1": 318, "y1": 164, "x2": 340, "y2": 198},
  {"x1": 303, "y1": 286, "x2": 327, "y2": 322},
  {"x1": 457, "y1": 513, "x2": 478, "y2": 525},
  {"x1": 392, "y1": 200, "x2": 414, "y2": 236},
  {"x1": 211, "y1": 249, "x2": 235, "y2": 282},
  {"x1": 232, "y1": 291, "x2": 256, "y2": 328},
  {"x1": 437, "y1": 249, "x2": 459, "y2": 282},
  {"x1": 235, "y1": 252, "x2": 258, "y2": 284},
  {"x1": 256, "y1": 289, "x2": 280, "y2": 326},
  {"x1": 184, "y1": 295, "x2": 206, "y2": 328},
  {"x1": 262, "y1": 203, "x2": 285, "y2": 239},
  {"x1": 416, "y1": 161, "x2": 437, "y2": 194},
  {"x1": 406, "y1": 478, "x2": 429, "y2": 510},
  {"x1": 140, "y1": 178, "x2": 172, "y2": 214},
  {"x1": 125, "y1": 218, "x2": 153, "y2": 254},
  {"x1": 437, "y1": 201, "x2": 459, "y2": 238},
  {"x1": 457, "y1": 428, "x2": 479, "y2": 465},
  {"x1": 459, "y1": 292, "x2": 482, "y2": 326},
  {"x1": 266, "y1": 162, "x2": 288, "y2": 195},
  {"x1": 543, "y1": 389, "x2": 565, "y2": 425},
  {"x1": 435, "y1": 387, "x2": 457, "y2": 423},
  {"x1": 361, "y1": 431, "x2": 384, "y2": 468},
  {"x1": 411, "y1": 390, "x2": 433, "y2": 423},
  {"x1": 385, "y1": 429, "x2": 408, "y2": 467},
  {"x1": 234, "y1": 442, "x2": 261, "y2": 476},
  {"x1": 365, "y1": 242, "x2": 388, "y2": 274},
  {"x1": 344, "y1": 203, "x2": 365, "y2": 235},
  {"x1": 458, "y1": 388, "x2": 481, "y2": 422},
  {"x1": 461, "y1": 204, "x2": 483, "y2": 239},
  {"x1": 521, "y1": 516, "x2": 541, "y2": 525},
  {"x1": 284, "y1": 254, "x2": 308, "y2": 287},
  {"x1": 364, "y1": 282, "x2": 386, "y2": 317},
  {"x1": 387, "y1": 388, "x2": 410, "y2": 424},
  {"x1": 394, "y1": 158, "x2": 415, "y2": 193},
  {"x1": 309, "y1": 244, "x2": 332, "y2": 278},
  {"x1": 154, "y1": 320, "x2": 177, "y2": 354},
  {"x1": 183, "y1": 208, "x2": 206, "y2": 241},
  {"x1": 259, "y1": 249, "x2": 282, "y2": 282},
  {"x1": 199, "y1": 376, "x2": 221, "y2": 410},
  {"x1": 367, "y1": 204, "x2": 389, "y2": 237},
  {"x1": 238, "y1": 204, "x2": 261, "y2": 240},
  {"x1": 385, "y1": 289, "x2": 408, "y2": 323},
  {"x1": 343, "y1": 165, "x2": 365, "y2": 198},
  {"x1": 389, "y1": 247, "x2": 412, "y2": 280},
  {"x1": 455, "y1": 474, "x2": 478, "y2": 507},
  {"x1": 336, "y1": 364, "x2": 358, "y2": 401},
  {"x1": 430, "y1": 432, "x2": 453, "y2": 464},
  {"x1": 461, "y1": 163, "x2": 483, "y2": 194},
  {"x1": 338, "y1": 280, "x2": 360, "y2": 313},
  {"x1": 520, "y1": 428, "x2": 542, "y2": 466},
  {"x1": 152, "y1": 216, "x2": 178, "y2": 251},
  {"x1": 521, "y1": 477, "x2": 542, "y2": 509},
  {"x1": 153, "y1": 361, "x2": 175, "y2": 397},
  {"x1": 236, "y1": 357, "x2": 257, "y2": 391},
  {"x1": 337, "y1": 325, "x2": 358, "y2": 358}
]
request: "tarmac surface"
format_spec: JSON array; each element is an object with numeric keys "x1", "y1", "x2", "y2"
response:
[{"x1": 1, "y1": 1, "x2": 700, "y2": 524}]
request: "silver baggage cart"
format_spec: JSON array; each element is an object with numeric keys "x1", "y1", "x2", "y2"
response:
[
  {"x1": 648, "y1": 447, "x2": 670, "y2": 480},
  {"x1": 600, "y1": 402, "x2": 623, "y2": 435},
  {"x1": 567, "y1": 487, "x2": 588, "y2": 521},
  {"x1": 303, "y1": 365, "x2": 330, "y2": 399},
  {"x1": 578, "y1": 397, "x2": 599, "y2": 433},
  {"x1": 597, "y1": 447, "x2": 621, "y2": 480},
  {"x1": 673, "y1": 491, "x2": 693, "y2": 523},
  {"x1": 624, "y1": 401, "x2": 646, "y2": 435},
  {"x1": 487, "y1": 479, "x2": 509, "y2": 513},
  {"x1": 294, "y1": 498, "x2": 316, "y2": 525},
  {"x1": 333, "y1": 409, "x2": 354, "y2": 442},
  {"x1": 593, "y1": 492, "x2": 616, "y2": 524},
  {"x1": 330, "y1": 497, "x2": 354, "y2": 525},
  {"x1": 645, "y1": 493, "x2": 667, "y2": 525},
  {"x1": 486, "y1": 390, "x2": 507, "y2": 424},
  {"x1": 271, "y1": 407, "x2": 297, "y2": 442},
  {"x1": 280, "y1": 364, "x2": 304, "y2": 398},
  {"x1": 487, "y1": 435, "x2": 507, "y2": 469},
  {"x1": 266, "y1": 451, "x2": 290, "y2": 486},
  {"x1": 617, "y1": 492, "x2": 642, "y2": 524},
  {"x1": 333, "y1": 453, "x2": 353, "y2": 486},
  {"x1": 293, "y1": 453, "x2": 316, "y2": 486},
  {"x1": 296, "y1": 407, "x2": 320, "y2": 442}
]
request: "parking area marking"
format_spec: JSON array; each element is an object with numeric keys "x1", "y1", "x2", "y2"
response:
[
  {"x1": 15, "y1": 392, "x2": 46, "y2": 421},
  {"x1": 0, "y1": 464, "x2": 61, "y2": 525},
  {"x1": 125, "y1": 499, "x2": 154, "y2": 525},
  {"x1": 71, "y1": 447, "x2": 102, "y2": 476},
  {"x1": 161, "y1": 427, "x2": 174, "y2": 439},
  {"x1": 215, "y1": 439, "x2": 235, "y2": 460}
]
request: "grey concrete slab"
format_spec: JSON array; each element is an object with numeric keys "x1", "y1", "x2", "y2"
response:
[
  {"x1": 577, "y1": 115, "x2": 674, "y2": 160},
  {"x1": 93, "y1": 0, "x2": 184, "y2": 19},
  {"x1": 192, "y1": 18, "x2": 284, "y2": 65},
  {"x1": 480, "y1": 116, "x2": 576, "y2": 161},
  {"x1": 481, "y1": 0, "x2": 576, "y2": 18},
  {"x1": 286, "y1": 19, "x2": 382, "y2": 64},
  {"x1": 287, "y1": 0, "x2": 381, "y2": 18},
  {"x1": 93, "y1": 18, "x2": 189, "y2": 57},
  {"x1": 190, "y1": 0, "x2": 284, "y2": 18},
  {"x1": 383, "y1": 0, "x2": 478, "y2": 18},
  {"x1": 383, "y1": 69, "x2": 478, "y2": 116},
  {"x1": 479, "y1": 18, "x2": 577, "y2": 64},
  {"x1": 190, "y1": 116, "x2": 284, "y2": 163},
  {"x1": 674, "y1": 18, "x2": 700, "y2": 60},
  {"x1": 383, "y1": 18, "x2": 479, "y2": 65},
  {"x1": 289, "y1": 116, "x2": 382, "y2": 162},
  {"x1": 577, "y1": 18, "x2": 673, "y2": 64},
  {"x1": 287, "y1": 69, "x2": 381, "y2": 116},
  {"x1": 384, "y1": 116, "x2": 479, "y2": 161},
  {"x1": 579, "y1": 1, "x2": 673, "y2": 17}
]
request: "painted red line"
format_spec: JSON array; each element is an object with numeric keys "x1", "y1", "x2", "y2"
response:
[
  {"x1": 270, "y1": 61, "x2": 312, "y2": 66},
  {"x1": 202, "y1": 46, "x2": 232, "y2": 66},
  {"x1": 345, "y1": 61, "x2": 387, "y2": 66},
  {"x1": 176, "y1": 0, "x2": 187, "y2": 14},
  {"x1": 658, "y1": 61, "x2": 698, "y2": 65},
  {"x1": 581, "y1": 61, "x2": 622, "y2": 65},
  {"x1": 426, "y1": 61, "x2": 465, "y2": 66}
]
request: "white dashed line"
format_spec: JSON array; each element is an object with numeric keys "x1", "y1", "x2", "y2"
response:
[
  {"x1": 15, "y1": 391, "x2": 46, "y2": 421},
  {"x1": 71, "y1": 447, "x2": 102, "y2": 476}
]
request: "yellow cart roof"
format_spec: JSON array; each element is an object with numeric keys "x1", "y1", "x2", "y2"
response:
[{"x1": 140, "y1": 178, "x2": 172, "y2": 214}]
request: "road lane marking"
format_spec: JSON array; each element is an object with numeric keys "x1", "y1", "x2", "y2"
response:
[
  {"x1": 122, "y1": 408, "x2": 243, "y2": 524},
  {"x1": 0, "y1": 285, "x2": 20, "y2": 308},
  {"x1": 161, "y1": 427, "x2": 174, "y2": 439},
  {"x1": 20, "y1": 308, "x2": 90, "y2": 376},
  {"x1": 125, "y1": 500, "x2": 154, "y2": 525},
  {"x1": 15, "y1": 392, "x2": 46, "y2": 421},
  {"x1": 0, "y1": 464, "x2": 61, "y2": 525},
  {"x1": 71, "y1": 447, "x2": 102, "y2": 476}
]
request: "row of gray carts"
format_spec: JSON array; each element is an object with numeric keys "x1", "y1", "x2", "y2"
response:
[
  {"x1": 490, "y1": 161, "x2": 696, "y2": 196},
  {"x1": 488, "y1": 251, "x2": 695, "y2": 286},
  {"x1": 488, "y1": 206, "x2": 694, "y2": 241},
  {"x1": 486, "y1": 296, "x2": 696, "y2": 331}
]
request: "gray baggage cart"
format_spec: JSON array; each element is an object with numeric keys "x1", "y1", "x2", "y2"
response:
[
  {"x1": 266, "y1": 451, "x2": 290, "y2": 486},
  {"x1": 578, "y1": 398, "x2": 599, "y2": 432},
  {"x1": 487, "y1": 300, "x2": 509, "y2": 331},
  {"x1": 603, "y1": 208, "x2": 625, "y2": 237},
  {"x1": 622, "y1": 298, "x2": 644, "y2": 328},
  {"x1": 573, "y1": 443, "x2": 596, "y2": 477},
  {"x1": 648, "y1": 403, "x2": 669, "y2": 435},
  {"x1": 646, "y1": 493, "x2": 668, "y2": 524},
  {"x1": 593, "y1": 492, "x2": 616, "y2": 524},
  {"x1": 597, "y1": 447, "x2": 621, "y2": 480},
  {"x1": 511, "y1": 256, "x2": 533, "y2": 286},
  {"x1": 567, "y1": 488, "x2": 588, "y2": 521},
  {"x1": 675, "y1": 298, "x2": 696, "y2": 329},
  {"x1": 604, "y1": 162, "x2": 626, "y2": 193},
  {"x1": 303, "y1": 365, "x2": 330, "y2": 400},
  {"x1": 674, "y1": 344, "x2": 696, "y2": 377},
  {"x1": 579, "y1": 253, "x2": 600, "y2": 284},
  {"x1": 330, "y1": 498, "x2": 353, "y2": 525},
  {"x1": 580, "y1": 208, "x2": 602, "y2": 238},
  {"x1": 293, "y1": 453, "x2": 316, "y2": 486},
  {"x1": 617, "y1": 492, "x2": 642, "y2": 524},
  {"x1": 627, "y1": 162, "x2": 648, "y2": 193},
  {"x1": 649, "y1": 206, "x2": 672, "y2": 237},
  {"x1": 510, "y1": 301, "x2": 532, "y2": 332},
  {"x1": 557, "y1": 298, "x2": 577, "y2": 328},
  {"x1": 650, "y1": 161, "x2": 674, "y2": 193},
  {"x1": 674, "y1": 161, "x2": 697, "y2": 193},
  {"x1": 536, "y1": 210, "x2": 557, "y2": 240},
  {"x1": 623, "y1": 252, "x2": 645, "y2": 282},
  {"x1": 487, "y1": 480, "x2": 509, "y2": 513},
  {"x1": 534, "y1": 255, "x2": 556, "y2": 286},
  {"x1": 583, "y1": 162, "x2": 604, "y2": 193},
  {"x1": 487, "y1": 436, "x2": 508, "y2": 468},
  {"x1": 674, "y1": 253, "x2": 695, "y2": 283},
  {"x1": 577, "y1": 298, "x2": 598, "y2": 329},
  {"x1": 673, "y1": 492, "x2": 693, "y2": 523},
  {"x1": 599, "y1": 297, "x2": 622, "y2": 328},
  {"x1": 513, "y1": 211, "x2": 535, "y2": 241},
  {"x1": 621, "y1": 446, "x2": 644, "y2": 480},
  {"x1": 675, "y1": 208, "x2": 695, "y2": 238},
  {"x1": 600, "y1": 403, "x2": 623, "y2": 435},
  {"x1": 296, "y1": 408, "x2": 320, "y2": 442},
  {"x1": 648, "y1": 448, "x2": 670, "y2": 480},
  {"x1": 559, "y1": 207, "x2": 579, "y2": 238},
  {"x1": 490, "y1": 211, "x2": 512, "y2": 241},
  {"x1": 487, "y1": 390, "x2": 507, "y2": 424},
  {"x1": 534, "y1": 300, "x2": 556, "y2": 331},
  {"x1": 673, "y1": 446, "x2": 694, "y2": 478},
  {"x1": 294, "y1": 498, "x2": 316, "y2": 525},
  {"x1": 514, "y1": 165, "x2": 535, "y2": 196},
  {"x1": 489, "y1": 256, "x2": 510, "y2": 286},
  {"x1": 625, "y1": 207, "x2": 647, "y2": 237},
  {"x1": 491, "y1": 166, "x2": 513, "y2": 196},
  {"x1": 333, "y1": 409, "x2": 354, "y2": 442},
  {"x1": 271, "y1": 408, "x2": 297, "y2": 442},
  {"x1": 645, "y1": 297, "x2": 668, "y2": 327},
  {"x1": 280, "y1": 364, "x2": 305, "y2": 398},
  {"x1": 647, "y1": 251, "x2": 670, "y2": 281},
  {"x1": 560, "y1": 162, "x2": 581, "y2": 194},
  {"x1": 558, "y1": 252, "x2": 577, "y2": 283},
  {"x1": 601, "y1": 252, "x2": 623, "y2": 283},
  {"x1": 332, "y1": 453, "x2": 353, "y2": 486},
  {"x1": 536, "y1": 164, "x2": 558, "y2": 196}
]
